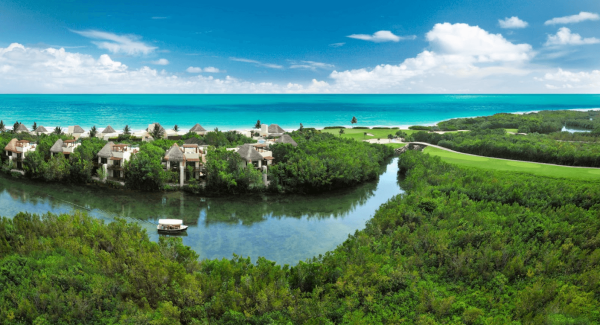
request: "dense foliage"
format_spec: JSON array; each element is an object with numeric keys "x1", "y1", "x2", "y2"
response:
[
  {"x1": 124, "y1": 142, "x2": 171, "y2": 191},
  {"x1": 201, "y1": 147, "x2": 264, "y2": 194},
  {"x1": 408, "y1": 128, "x2": 600, "y2": 167},
  {"x1": 2, "y1": 151, "x2": 600, "y2": 323},
  {"x1": 268, "y1": 130, "x2": 394, "y2": 193},
  {"x1": 438, "y1": 110, "x2": 600, "y2": 133},
  {"x1": 181, "y1": 130, "x2": 256, "y2": 147}
]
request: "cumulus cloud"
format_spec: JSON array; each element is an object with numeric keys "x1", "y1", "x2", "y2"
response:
[
  {"x1": 229, "y1": 57, "x2": 283, "y2": 69},
  {"x1": 289, "y1": 60, "x2": 334, "y2": 71},
  {"x1": 328, "y1": 23, "x2": 534, "y2": 92},
  {"x1": 537, "y1": 68, "x2": 600, "y2": 90},
  {"x1": 545, "y1": 27, "x2": 600, "y2": 46},
  {"x1": 545, "y1": 12, "x2": 600, "y2": 25},
  {"x1": 498, "y1": 16, "x2": 528, "y2": 29},
  {"x1": 151, "y1": 58, "x2": 169, "y2": 65},
  {"x1": 329, "y1": 42, "x2": 345, "y2": 47},
  {"x1": 72, "y1": 30, "x2": 157, "y2": 55},
  {"x1": 347, "y1": 31, "x2": 416, "y2": 43},
  {"x1": 186, "y1": 66, "x2": 223, "y2": 73}
]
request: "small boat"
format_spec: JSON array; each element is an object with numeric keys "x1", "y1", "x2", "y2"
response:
[{"x1": 157, "y1": 219, "x2": 188, "y2": 233}]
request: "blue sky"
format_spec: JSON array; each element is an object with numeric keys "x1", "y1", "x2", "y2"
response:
[{"x1": 0, "y1": 0, "x2": 599, "y2": 93}]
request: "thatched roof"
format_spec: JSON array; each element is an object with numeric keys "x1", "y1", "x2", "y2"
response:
[
  {"x1": 97, "y1": 141, "x2": 114, "y2": 158},
  {"x1": 102, "y1": 125, "x2": 116, "y2": 133},
  {"x1": 236, "y1": 144, "x2": 264, "y2": 161},
  {"x1": 50, "y1": 139, "x2": 64, "y2": 153},
  {"x1": 149, "y1": 123, "x2": 166, "y2": 134},
  {"x1": 165, "y1": 144, "x2": 185, "y2": 162},
  {"x1": 16, "y1": 124, "x2": 29, "y2": 132},
  {"x1": 190, "y1": 123, "x2": 206, "y2": 132},
  {"x1": 276, "y1": 134, "x2": 298, "y2": 147},
  {"x1": 34, "y1": 126, "x2": 48, "y2": 133},
  {"x1": 4, "y1": 138, "x2": 17, "y2": 152},
  {"x1": 72, "y1": 125, "x2": 84, "y2": 133},
  {"x1": 268, "y1": 124, "x2": 285, "y2": 133}
]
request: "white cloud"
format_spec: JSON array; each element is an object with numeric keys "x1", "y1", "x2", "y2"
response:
[
  {"x1": 186, "y1": 66, "x2": 223, "y2": 73},
  {"x1": 289, "y1": 60, "x2": 334, "y2": 71},
  {"x1": 229, "y1": 57, "x2": 283, "y2": 69},
  {"x1": 347, "y1": 30, "x2": 416, "y2": 43},
  {"x1": 537, "y1": 68, "x2": 600, "y2": 90},
  {"x1": 72, "y1": 30, "x2": 157, "y2": 55},
  {"x1": 545, "y1": 27, "x2": 600, "y2": 46},
  {"x1": 545, "y1": 12, "x2": 600, "y2": 25},
  {"x1": 151, "y1": 58, "x2": 169, "y2": 65},
  {"x1": 151, "y1": 16, "x2": 169, "y2": 19},
  {"x1": 329, "y1": 42, "x2": 345, "y2": 47},
  {"x1": 498, "y1": 16, "x2": 528, "y2": 29}
]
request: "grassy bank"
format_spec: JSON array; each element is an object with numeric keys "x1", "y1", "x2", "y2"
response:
[
  {"x1": 423, "y1": 146, "x2": 600, "y2": 181},
  {"x1": 321, "y1": 128, "x2": 418, "y2": 140}
]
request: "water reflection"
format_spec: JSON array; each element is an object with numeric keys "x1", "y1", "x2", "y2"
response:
[{"x1": 0, "y1": 158, "x2": 402, "y2": 265}]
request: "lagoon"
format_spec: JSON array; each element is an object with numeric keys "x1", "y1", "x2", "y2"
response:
[{"x1": 0, "y1": 157, "x2": 402, "y2": 265}]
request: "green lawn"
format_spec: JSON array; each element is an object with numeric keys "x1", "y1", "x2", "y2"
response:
[
  {"x1": 504, "y1": 128, "x2": 519, "y2": 133},
  {"x1": 423, "y1": 146, "x2": 600, "y2": 181},
  {"x1": 321, "y1": 128, "x2": 418, "y2": 140},
  {"x1": 384, "y1": 143, "x2": 407, "y2": 149}
]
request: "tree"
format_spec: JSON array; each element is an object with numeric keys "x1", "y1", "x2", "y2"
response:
[
  {"x1": 173, "y1": 125, "x2": 179, "y2": 132},
  {"x1": 54, "y1": 126, "x2": 63, "y2": 135},
  {"x1": 32, "y1": 122, "x2": 37, "y2": 131},
  {"x1": 89, "y1": 126, "x2": 98, "y2": 138},
  {"x1": 123, "y1": 125, "x2": 131, "y2": 135},
  {"x1": 13, "y1": 121, "x2": 19, "y2": 133},
  {"x1": 299, "y1": 123, "x2": 304, "y2": 131},
  {"x1": 0, "y1": 120, "x2": 4, "y2": 132},
  {"x1": 150, "y1": 124, "x2": 163, "y2": 139},
  {"x1": 339, "y1": 129, "x2": 345, "y2": 136},
  {"x1": 351, "y1": 116, "x2": 357, "y2": 125},
  {"x1": 254, "y1": 120, "x2": 261, "y2": 129},
  {"x1": 364, "y1": 132, "x2": 367, "y2": 139},
  {"x1": 387, "y1": 134, "x2": 393, "y2": 140}
]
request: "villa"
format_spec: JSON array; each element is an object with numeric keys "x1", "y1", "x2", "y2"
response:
[
  {"x1": 50, "y1": 139, "x2": 81, "y2": 159},
  {"x1": 236, "y1": 144, "x2": 274, "y2": 170},
  {"x1": 189, "y1": 123, "x2": 207, "y2": 136},
  {"x1": 67, "y1": 126, "x2": 85, "y2": 139},
  {"x1": 260, "y1": 124, "x2": 285, "y2": 137},
  {"x1": 4, "y1": 139, "x2": 36, "y2": 170},
  {"x1": 32, "y1": 125, "x2": 49, "y2": 135},
  {"x1": 97, "y1": 142, "x2": 139, "y2": 180},
  {"x1": 164, "y1": 143, "x2": 206, "y2": 186},
  {"x1": 101, "y1": 125, "x2": 118, "y2": 140},
  {"x1": 147, "y1": 123, "x2": 167, "y2": 139},
  {"x1": 275, "y1": 134, "x2": 298, "y2": 147},
  {"x1": 16, "y1": 124, "x2": 29, "y2": 133}
]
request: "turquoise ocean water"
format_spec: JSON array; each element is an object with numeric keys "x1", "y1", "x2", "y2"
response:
[{"x1": 1, "y1": 94, "x2": 599, "y2": 131}]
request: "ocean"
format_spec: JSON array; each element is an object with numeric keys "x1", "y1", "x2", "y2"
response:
[{"x1": 1, "y1": 94, "x2": 599, "y2": 132}]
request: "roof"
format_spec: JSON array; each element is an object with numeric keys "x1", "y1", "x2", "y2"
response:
[
  {"x1": 165, "y1": 143, "x2": 185, "y2": 162},
  {"x1": 190, "y1": 123, "x2": 206, "y2": 132},
  {"x1": 268, "y1": 124, "x2": 285, "y2": 133},
  {"x1": 16, "y1": 124, "x2": 29, "y2": 132},
  {"x1": 50, "y1": 139, "x2": 64, "y2": 153},
  {"x1": 17, "y1": 140, "x2": 30, "y2": 143},
  {"x1": 64, "y1": 139, "x2": 76, "y2": 143},
  {"x1": 276, "y1": 134, "x2": 298, "y2": 147},
  {"x1": 236, "y1": 144, "x2": 264, "y2": 161},
  {"x1": 102, "y1": 125, "x2": 116, "y2": 133},
  {"x1": 184, "y1": 137, "x2": 203, "y2": 145},
  {"x1": 183, "y1": 144, "x2": 198, "y2": 148},
  {"x1": 34, "y1": 126, "x2": 48, "y2": 133},
  {"x1": 109, "y1": 157, "x2": 122, "y2": 161},
  {"x1": 149, "y1": 123, "x2": 166, "y2": 134},
  {"x1": 158, "y1": 219, "x2": 183, "y2": 225},
  {"x1": 97, "y1": 141, "x2": 115, "y2": 158},
  {"x1": 263, "y1": 156, "x2": 275, "y2": 160},
  {"x1": 4, "y1": 139, "x2": 17, "y2": 152},
  {"x1": 72, "y1": 125, "x2": 84, "y2": 133}
]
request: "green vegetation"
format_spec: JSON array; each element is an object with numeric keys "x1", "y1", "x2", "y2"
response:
[
  {"x1": 3, "y1": 151, "x2": 600, "y2": 323},
  {"x1": 423, "y1": 146, "x2": 600, "y2": 180},
  {"x1": 438, "y1": 110, "x2": 600, "y2": 133},
  {"x1": 321, "y1": 127, "x2": 418, "y2": 141},
  {"x1": 408, "y1": 129, "x2": 600, "y2": 167}
]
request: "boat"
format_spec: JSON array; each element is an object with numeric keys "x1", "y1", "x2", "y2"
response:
[{"x1": 157, "y1": 219, "x2": 188, "y2": 233}]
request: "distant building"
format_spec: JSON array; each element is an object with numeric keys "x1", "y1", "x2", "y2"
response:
[
  {"x1": 32, "y1": 125, "x2": 49, "y2": 135},
  {"x1": 97, "y1": 142, "x2": 139, "y2": 180},
  {"x1": 164, "y1": 143, "x2": 205, "y2": 187},
  {"x1": 275, "y1": 134, "x2": 298, "y2": 147},
  {"x1": 4, "y1": 139, "x2": 36, "y2": 170},
  {"x1": 67, "y1": 126, "x2": 85, "y2": 138},
  {"x1": 100, "y1": 125, "x2": 118, "y2": 140},
  {"x1": 16, "y1": 124, "x2": 29, "y2": 133},
  {"x1": 236, "y1": 144, "x2": 274, "y2": 170},
  {"x1": 260, "y1": 124, "x2": 285, "y2": 137},
  {"x1": 189, "y1": 123, "x2": 207, "y2": 136},
  {"x1": 50, "y1": 139, "x2": 81, "y2": 159},
  {"x1": 147, "y1": 123, "x2": 167, "y2": 139}
]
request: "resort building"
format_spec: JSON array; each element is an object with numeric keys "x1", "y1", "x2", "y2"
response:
[
  {"x1": 32, "y1": 125, "x2": 49, "y2": 135},
  {"x1": 147, "y1": 123, "x2": 167, "y2": 139},
  {"x1": 275, "y1": 134, "x2": 298, "y2": 147},
  {"x1": 4, "y1": 139, "x2": 36, "y2": 170},
  {"x1": 236, "y1": 144, "x2": 274, "y2": 170},
  {"x1": 260, "y1": 124, "x2": 285, "y2": 137},
  {"x1": 164, "y1": 143, "x2": 206, "y2": 187},
  {"x1": 49, "y1": 139, "x2": 81, "y2": 159},
  {"x1": 189, "y1": 123, "x2": 207, "y2": 136},
  {"x1": 101, "y1": 125, "x2": 118, "y2": 140},
  {"x1": 16, "y1": 124, "x2": 29, "y2": 133},
  {"x1": 67, "y1": 126, "x2": 85, "y2": 139},
  {"x1": 97, "y1": 142, "x2": 139, "y2": 180}
]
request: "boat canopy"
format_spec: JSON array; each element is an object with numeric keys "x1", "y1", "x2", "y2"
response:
[{"x1": 158, "y1": 219, "x2": 183, "y2": 225}]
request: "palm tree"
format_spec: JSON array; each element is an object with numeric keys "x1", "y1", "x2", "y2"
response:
[
  {"x1": 351, "y1": 116, "x2": 357, "y2": 125},
  {"x1": 299, "y1": 123, "x2": 304, "y2": 131},
  {"x1": 254, "y1": 120, "x2": 261, "y2": 129},
  {"x1": 0, "y1": 120, "x2": 5, "y2": 132},
  {"x1": 339, "y1": 129, "x2": 345, "y2": 137},
  {"x1": 150, "y1": 124, "x2": 162, "y2": 139},
  {"x1": 123, "y1": 125, "x2": 131, "y2": 135},
  {"x1": 54, "y1": 126, "x2": 63, "y2": 135},
  {"x1": 89, "y1": 126, "x2": 98, "y2": 138},
  {"x1": 13, "y1": 121, "x2": 19, "y2": 133},
  {"x1": 173, "y1": 125, "x2": 179, "y2": 132},
  {"x1": 364, "y1": 132, "x2": 367, "y2": 139},
  {"x1": 32, "y1": 122, "x2": 37, "y2": 131}
]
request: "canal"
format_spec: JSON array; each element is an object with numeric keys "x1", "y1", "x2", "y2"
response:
[{"x1": 0, "y1": 158, "x2": 402, "y2": 265}]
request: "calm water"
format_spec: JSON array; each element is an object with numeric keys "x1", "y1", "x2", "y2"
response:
[
  {"x1": 1, "y1": 94, "x2": 599, "y2": 131},
  {"x1": 0, "y1": 158, "x2": 401, "y2": 265}
]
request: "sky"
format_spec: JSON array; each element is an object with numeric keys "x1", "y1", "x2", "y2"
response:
[{"x1": 0, "y1": 0, "x2": 599, "y2": 93}]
